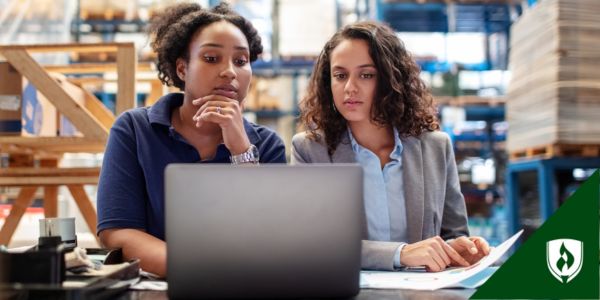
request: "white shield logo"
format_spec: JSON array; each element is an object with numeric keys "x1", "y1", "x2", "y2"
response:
[{"x1": 546, "y1": 239, "x2": 584, "y2": 284}]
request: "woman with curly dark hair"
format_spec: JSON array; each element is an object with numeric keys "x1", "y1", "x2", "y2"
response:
[
  {"x1": 96, "y1": 2, "x2": 286, "y2": 277},
  {"x1": 291, "y1": 21, "x2": 490, "y2": 272}
]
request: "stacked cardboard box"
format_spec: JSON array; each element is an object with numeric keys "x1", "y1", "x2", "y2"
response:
[
  {"x1": 506, "y1": 0, "x2": 600, "y2": 152},
  {"x1": 246, "y1": 77, "x2": 296, "y2": 111},
  {"x1": 0, "y1": 61, "x2": 58, "y2": 137},
  {"x1": 0, "y1": 62, "x2": 87, "y2": 137},
  {"x1": 80, "y1": 0, "x2": 138, "y2": 21},
  {"x1": 0, "y1": 63, "x2": 22, "y2": 135},
  {"x1": 1, "y1": 62, "x2": 58, "y2": 136}
]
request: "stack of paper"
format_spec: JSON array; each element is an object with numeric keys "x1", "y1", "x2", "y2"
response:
[
  {"x1": 506, "y1": 0, "x2": 600, "y2": 152},
  {"x1": 360, "y1": 230, "x2": 523, "y2": 290}
]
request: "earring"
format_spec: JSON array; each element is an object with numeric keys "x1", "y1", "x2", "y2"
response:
[{"x1": 332, "y1": 102, "x2": 338, "y2": 113}]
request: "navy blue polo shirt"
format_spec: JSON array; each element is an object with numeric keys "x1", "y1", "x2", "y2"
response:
[{"x1": 97, "y1": 93, "x2": 286, "y2": 240}]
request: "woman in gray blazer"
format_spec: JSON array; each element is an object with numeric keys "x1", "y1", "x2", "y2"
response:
[{"x1": 291, "y1": 21, "x2": 490, "y2": 272}]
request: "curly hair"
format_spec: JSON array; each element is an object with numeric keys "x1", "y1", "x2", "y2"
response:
[
  {"x1": 148, "y1": 2, "x2": 263, "y2": 90},
  {"x1": 299, "y1": 21, "x2": 439, "y2": 156}
]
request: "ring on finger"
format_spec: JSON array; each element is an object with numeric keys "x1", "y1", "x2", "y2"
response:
[{"x1": 216, "y1": 106, "x2": 221, "y2": 114}]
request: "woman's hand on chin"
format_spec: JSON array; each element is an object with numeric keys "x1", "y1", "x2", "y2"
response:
[{"x1": 192, "y1": 94, "x2": 250, "y2": 154}]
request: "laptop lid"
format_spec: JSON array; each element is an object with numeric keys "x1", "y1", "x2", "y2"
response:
[{"x1": 165, "y1": 164, "x2": 363, "y2": 299}]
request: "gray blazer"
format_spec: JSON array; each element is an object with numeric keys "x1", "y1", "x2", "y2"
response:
[{"x1": 291, "y1": 130, "x2": 469, "y2": 270}]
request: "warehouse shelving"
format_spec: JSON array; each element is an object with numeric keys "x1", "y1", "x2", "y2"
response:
[
  {"x1": 435, "y1": 93, "x2": 508, "y2": 245},
  {"x1": 252, "y1": 59, "x2": 314, "y2": 76},
  {"x1": 72, "y1": 19, "x2": 147, "y2": 34},
  {"x1": 374, "y1": 0, "x2": 522, "y2": 71},
  {"x1": 506, "y1": 157, "x2": 600, "y2": 240},
  {"x1": 375, "y1": 1, "x2": 518, "y2": 33}
]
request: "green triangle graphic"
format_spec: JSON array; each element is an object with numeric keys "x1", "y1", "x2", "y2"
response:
[{"x1": 471, "y1": 170, "x2": 599, "y2": 299}]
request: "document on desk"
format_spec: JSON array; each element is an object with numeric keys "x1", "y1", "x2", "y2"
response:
[{"x1": 360, "y1": 229, "x2": 523, "y2": 291}]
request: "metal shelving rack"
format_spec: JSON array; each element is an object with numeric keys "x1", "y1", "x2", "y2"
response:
[
  {"x1": 506, "y1": 158, "x2": 600, "y2": 237},
  {"x1": 374, "y1": 0, "x2": 521, "y2": 72}
]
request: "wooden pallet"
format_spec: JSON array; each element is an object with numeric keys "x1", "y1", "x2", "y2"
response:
[
  {"x1": 436, "y1": 96, "x2": 506, "y2": 107},
  {"x1": 509, "y1": 144, "x2": 600, "y2": 160}
]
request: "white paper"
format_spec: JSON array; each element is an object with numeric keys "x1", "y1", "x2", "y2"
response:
[
  {"x1": 360, "y1": 230, "x2": 523, "y2": 290},
  {"x1": 450, "y1": 266, "x2": 498, "y2": 289},
  {"x1": 130, "y1": 280, "x2": 168, "y2": 291}
]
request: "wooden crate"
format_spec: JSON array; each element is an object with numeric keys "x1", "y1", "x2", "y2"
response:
[{"x1": 0, "y1": 43, "x2": 140, "y2": 153}]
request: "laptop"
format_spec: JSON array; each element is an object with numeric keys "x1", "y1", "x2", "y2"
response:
[{"x1": 165, "y1": 164, "x2": 363, "y2": 299}]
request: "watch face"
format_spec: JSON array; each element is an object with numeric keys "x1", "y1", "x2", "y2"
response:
[{"x1": 251, "y1": 144, "x2": 260, "y2": 161}]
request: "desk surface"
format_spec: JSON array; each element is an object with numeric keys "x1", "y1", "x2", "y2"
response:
[{"x1": 117, "y1": 288, "x2": 475, "y2": 300}]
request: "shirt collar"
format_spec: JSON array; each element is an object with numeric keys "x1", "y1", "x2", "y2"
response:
[
  {"x1": 347, "y1": 127, "x2": 361, "y2": 153},
  {"x1": 147, "y1": 93, "x2": 261, "y2": 144},
  {"x1": 347, "y1": 126, "x2": 403, "y2": 160},
  {"x1": 390, "y1": 127, "x2": 403, "y2": 160},
  {"x1": 148, "y1": 93, "x2": 183, "y2": 126}
]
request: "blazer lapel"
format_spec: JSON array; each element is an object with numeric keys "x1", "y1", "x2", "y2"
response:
[
  {"x1": 402, "y1": 136, "x2": 424, "y2": 243},
  {"x1": 331, "y1": 131, "x2": 357, "y2": 163}
]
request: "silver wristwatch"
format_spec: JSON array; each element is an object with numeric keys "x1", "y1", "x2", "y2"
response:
[{"x1": 230, "y1": 144, "x2": 260, "y2": 165}]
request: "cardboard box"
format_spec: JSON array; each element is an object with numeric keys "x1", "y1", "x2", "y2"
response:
[
  {"x1": 0, "y1": 62, "x2": 22, "y2": 135},
  {"x1": 506, "y1": 0, "x2": 600, "y2": 151},
  {"x1": 0, "y1": 63, "x2": 88, "y2": 137},
  {"x1": 21, "y1": 80, "x2": 58, "y2": 137},
  {"x1": 246, "y1": 77, "x2": 293, "y2": 111}
]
